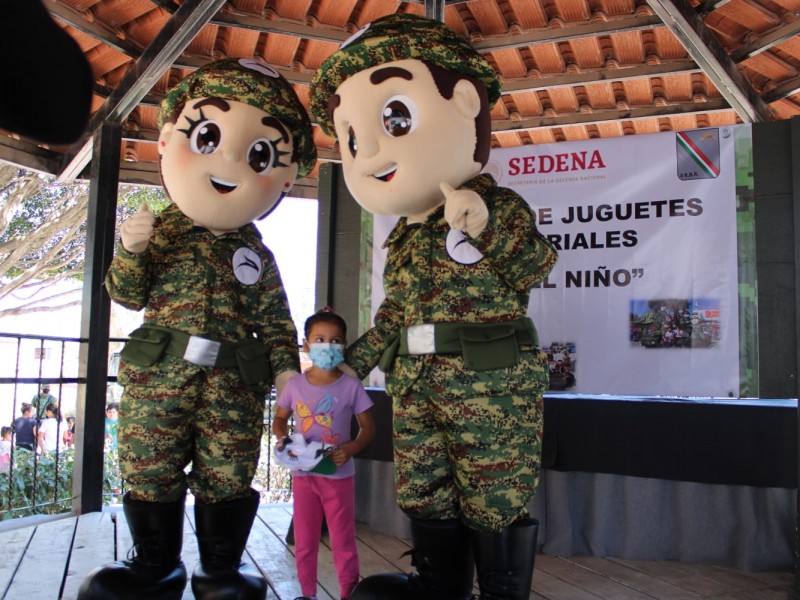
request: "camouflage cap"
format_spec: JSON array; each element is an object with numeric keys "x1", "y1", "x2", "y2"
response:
[
  {"x1": 310, "y1": 13, "x2": 501, "y2": 136},
  {"x1": 158, "y1": 58, "x2": 317, "y2": 178}
]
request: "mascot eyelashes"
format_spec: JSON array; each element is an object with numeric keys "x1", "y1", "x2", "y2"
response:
[
  {"x1": 310, "y1": 14, "x2": 558, "y2": 600},
  {"x1": 78, "y1": 58, "x2": 316, "y2": 600}
]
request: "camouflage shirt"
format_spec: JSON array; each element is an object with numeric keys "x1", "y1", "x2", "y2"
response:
[
  {"x1": 347, "y1": 174, "x2": 558, "y2": 381},
  {"x1": 105, "y1": 203, "x2": 299, "y2": 378}
]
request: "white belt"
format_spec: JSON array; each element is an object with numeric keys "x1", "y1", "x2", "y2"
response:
[
  {"x1": 183, "y1": 336, "x2": 222, "y2": 367},
  {"x1": 405, "y1": 324, "x2": 436, "y2": 354}
]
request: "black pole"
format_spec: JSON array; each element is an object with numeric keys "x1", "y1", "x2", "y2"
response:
[
  {"x1": 74, "y1": 121, "x2": 120, "y2": 514},
  {"x1": 791, "y1": 118, "x2": 800, "y2": 600}
]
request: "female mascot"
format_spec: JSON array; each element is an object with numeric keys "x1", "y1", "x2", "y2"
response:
[
  {"x1": 310, "y1": 13, "x2": 558, "y2": 600},
  {"x1": 78, "y1": 58, "x2": 316, "y2": 600}
]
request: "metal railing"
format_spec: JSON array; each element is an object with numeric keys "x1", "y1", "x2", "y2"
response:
[{"x1": 0, "y1": 332, "x2": 291, "y2": 520}]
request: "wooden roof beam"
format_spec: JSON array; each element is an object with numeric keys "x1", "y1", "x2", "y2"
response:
[
  {"x1": 149, "y1": 0, "x2": 349, "y2": 44},
  {"x1": 730, "y1": 21, "x2": 800, "y2": 62},
  {"x1": 56, "y1": 0, "x2": 228, "y2": 183},
  {"x1": 473, "y1": 15, "x2": 664, "y2": 52},
  {"x1": 0, "y1": 136, "x2": 61, "y2": 175},
  {"x1": 501, "y1": 59, "x2": 701, "y2": 94},
  {"x1": 48, "y1": 1, "x2": 141, "y2": 57},
  {"x1": 697, "y1": 0, "x2": 733, "y2": 15},
  {"x1": 645, "y1": 0, "x2": 772, "y2": 123},
  {"x1": 491, "y1": 97, "x2": 732, "y2": 132},
  {"x1": 762, "y1": 74, "x2": 800, "y2": 104}
]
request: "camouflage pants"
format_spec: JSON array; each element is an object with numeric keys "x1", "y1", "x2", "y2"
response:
[
  {"x1": 117, "y1": 354, "x2": 265, "y2": 503},
  {"x1": 390, "y1": 349, "x2": 547, "y2": 532}
]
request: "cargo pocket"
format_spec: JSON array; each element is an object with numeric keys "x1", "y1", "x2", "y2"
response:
[
  {"x1": 120, "y1": 327, "x2": 171, "y2": 367},
  {"x1": 459, "y1": 325, "x2": 519, "y2": 371},
  {"x1": 235, "y1": 342, "x2": 271, "y2": 387}
]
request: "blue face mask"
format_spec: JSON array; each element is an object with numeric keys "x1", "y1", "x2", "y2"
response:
[{"x1": 308, "y1": 343, "x2": 345, "y2": 371}]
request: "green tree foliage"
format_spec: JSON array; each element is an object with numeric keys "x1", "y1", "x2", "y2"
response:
[{"x1": 0, "y1": 163, "x2": 169, "y2": 318}]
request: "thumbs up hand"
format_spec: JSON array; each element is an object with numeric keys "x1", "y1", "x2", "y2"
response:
[
  {"x1": 120, "y1": 203, "x2": 155, "y2": 254},
  {"x1": 441, "y1": 181, "x2": 489, "y2": 238}
]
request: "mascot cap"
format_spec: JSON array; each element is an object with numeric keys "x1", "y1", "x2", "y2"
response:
[
  {"x1": 159, "y1": 58, "x2": 317, "y2": 178},
  {"x1": 310, "y1": 13, "x2": 501, "y2": 136}
]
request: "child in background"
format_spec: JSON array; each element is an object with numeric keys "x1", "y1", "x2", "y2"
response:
[
  {"x1": 63, "y1": 416, "x2": 75, "y2": 449},
  {"x1": 273, "y1": 308, "x2": 375, "y2": 600},
  {"x1": 0, "y1": 426, "x2": 12, "y2": 472}
]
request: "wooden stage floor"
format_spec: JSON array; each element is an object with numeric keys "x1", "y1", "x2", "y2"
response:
[{"x1": 0, "y1": 503, "x2": 792, "y2": 599}]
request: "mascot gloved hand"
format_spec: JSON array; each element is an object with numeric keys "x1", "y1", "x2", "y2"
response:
[
  {"x1": 310, "y1": 14, "x2": 558, "y2": 600},
  {"x1": 78, "y1": 58, "x2": 316, "y2": 600}
]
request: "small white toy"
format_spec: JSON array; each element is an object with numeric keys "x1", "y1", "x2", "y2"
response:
[{"x1": 273, "y1": 433, "x2": 336, "y2": 473}]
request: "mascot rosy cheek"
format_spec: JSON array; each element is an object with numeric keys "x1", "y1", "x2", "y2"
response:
[
  {"x1": 310, "y1": 14, "x2": 558, "y2": 600},
  {"x1": 78, "y1": 58, "x2": 316, "y2": 600}
]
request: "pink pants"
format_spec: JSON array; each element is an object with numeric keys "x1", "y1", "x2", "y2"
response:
[{"x1": 292, "y1": 474, "x2": 359, "y2": 598}]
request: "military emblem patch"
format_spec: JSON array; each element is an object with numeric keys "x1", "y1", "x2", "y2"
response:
[{"x1": 232, "y1": 247, "x2": 263, "y2": 285}]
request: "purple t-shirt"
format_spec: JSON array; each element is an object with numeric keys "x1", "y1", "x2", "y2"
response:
[{"x1": 277, "y1": 372, "x2": 373, "y2": 479}]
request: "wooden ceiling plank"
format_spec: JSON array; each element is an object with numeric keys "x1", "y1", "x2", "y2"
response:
[
  {"x1": 0, "y1": 137, "x2": 61, "y2": 175},
  {"x1": 472, "y1": 14, "x2": 665, "y2": 52},
  {"x1": 698, "y1": 0, "x2": 733, "y2": 15},
  {"x1": 730, "y1": 20, "x2": 800, "y2": 62},
  {"x1": 48, "y1": 0, "x2": 143, "y2": 57},
  {"x1": 501, "y1": 59, "x2": 701, "y2": 94},
  {"x1": 762, "y1": 73, "x2": 800, "y2": 103},
  {"x1": 149, "y1": 0, "x2": 350, "y2": 43},
  {"x1": 644, "y1": 0, "x2": 773, "y2": 122},
  {"x1": 492, "y1": 97, "x2": 731, "y2": 131},
  {"x1": 57, "y1": 0, "x2": 228, "y2": 182}
]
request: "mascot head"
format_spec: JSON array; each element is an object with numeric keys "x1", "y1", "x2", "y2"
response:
[
  {"x1": 157, "y1": 58, "x2": 316, "y2": 234},
  {"x1": 310, "y1": 14, "x2": 500, "y2": 221}
]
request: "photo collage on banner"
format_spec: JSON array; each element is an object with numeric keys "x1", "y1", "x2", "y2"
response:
[{"x1": 369, "y1": 126, "x2": 751, "y2": 397}]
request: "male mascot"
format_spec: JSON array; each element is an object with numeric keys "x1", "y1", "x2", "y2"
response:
[
  {"x1": 78, "y1": 58, "x2": 316, "y2": 600},
  {"x1": 310, "y1": 14, "x2": 558, "y2": 600}
]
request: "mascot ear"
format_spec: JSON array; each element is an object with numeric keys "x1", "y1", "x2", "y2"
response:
[
  {"x1": 158, "y1": 124, "x2": 175, "y2": 156},
  {"x1": 286, "y1": 161, "x2": 299, "y2": 184},
  {"x1": 452, "y1": 79, "x2": 481, "y2": 120}
]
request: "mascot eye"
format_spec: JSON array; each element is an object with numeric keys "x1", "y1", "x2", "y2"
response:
[
  {"x1": 247, "y1": 138, "x2": 276, "y2": 174},
  {"x1": 347, "y1": 125, "x2": 358, "y2": 158},
  {"x1": 381, "y1": 96, "x2": 417, "y2": 137},
  {"x1": 188, "y1": 120, "x2": 222, "y2": 155}
]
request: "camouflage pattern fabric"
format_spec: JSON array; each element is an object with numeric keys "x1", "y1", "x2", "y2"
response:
[
  {"x1": 158, "y1": 58, "x2": 316, "y2": 178},
  {"x1": 118, "y1": 354, "x2": 264, "y2": 503},
  {"x1": 346, "y1": 174, "x2": 557, "y2": 531},
  {"x1": 309, "y1": 13, "x2": 501, "y2": 136},
  {"x1": 107, "y1": 203, "x2": 300, "y2": 502},
  {"x1": 31, "y1": 392, "x2": 56, "y2": 421},
  {"x1": 393, "y1": 352, "x2": 546, "y2": 531}
]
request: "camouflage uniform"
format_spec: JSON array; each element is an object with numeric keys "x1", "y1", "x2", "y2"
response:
[
  {"x1": 106, "y1": 204, "x2": 299, "y2": 503},
  {"x1": 347, "y1": 174, "x2": 557, "y2": 532}
]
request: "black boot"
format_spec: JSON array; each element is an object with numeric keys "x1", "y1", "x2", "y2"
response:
[
  {"x1": 191, "y1": 489, "x2": 267, "y2": 600},
  {"x1": 77, "y1": 492, "x2": 187, "y2": 600},
  {"x1": 350, "y1": 518, "x2": 474, "y2": 600},
  {"x1": 470, "y1": 517, "x2": 539, "y2": 600}
]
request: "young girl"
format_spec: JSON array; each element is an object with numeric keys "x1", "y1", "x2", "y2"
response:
[
  {"x1": 0, "y1": 426, "x2": 12, "y2": 472},
  {"x1": 37, "y1": 403, "x2": 62, "y2": 454},
  {"x1": 63, "y1": 416, "x2": 75, "y2": 449},
  {"x1": 273, "y1": 309, "x2": 375, "y2": 600}
]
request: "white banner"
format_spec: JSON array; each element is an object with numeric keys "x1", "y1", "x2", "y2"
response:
[{"x1": 371, "y1": 127, "x2": 742, "y2": 397}]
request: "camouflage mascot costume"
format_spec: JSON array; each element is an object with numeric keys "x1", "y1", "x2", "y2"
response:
[
  {"x1": 78, "y1": 59, "x2": 316, "y2": 600},
  {"x1": 310, "y1": 14, "x2": 557, "y2": 600}
]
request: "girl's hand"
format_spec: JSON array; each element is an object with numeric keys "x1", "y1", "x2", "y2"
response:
[
  {"x1": 329, "y1": 444, "x2": 352, "y2": 466},
  {"x1": 275, "y1": 436, "x2": 291, "y2": 451}
]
